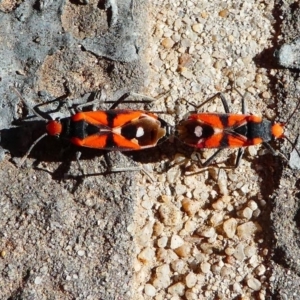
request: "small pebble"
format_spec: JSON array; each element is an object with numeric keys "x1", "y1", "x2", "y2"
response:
[
  {"x1": 218, "y1": 169, "x2": 228, "y2": 195},
  {"x1": 184, "y1": 220, "x2": 197, "y2": 232},
  {"x1": 253, "y1": 208, "x2": 261, "y2": 218},
  {"x1": 201, "y1": 11, "x2": 208, "y2": 19},
  {"x1": 289, "y1": 147, "x2": 300, "y2": 170},
  {"x1": 171, "y1": 259, "x2": 188, "y2": 274},
  {"x1": 220, "y1": 266, "x2": 232, "y2": 277},
  {"x1": 255, "y1": 264, "x2": 266, "y2": 276},
  {"x1": 247, "y1": 277, "x2": 262, "y2": 291},
  {"x1": 174, "y1": 243, "x2": 192, "y2": 258},
  {"x1": 34, "y1": 276, "x2": 42, "y2": 285},
  {"x1": 157, "y1": 236, "x2": 168, "y2": 248},
  {"x1": 242, "y1": 207, "x2": 253, "y2": 219},
  {"x1": 168, "y1": 282, "x2": 185, "y2": 296},
  {"x1": 185, "y1": 290, "x2": 198, "y2": 300},
  {"x1": 233, "y1": 282, "x2": 242, "y2": 293},
  {"x1": 180, "y1": 39, "x2": 192, "y2": 48},
  {"x1": 211, "y1": 263, "x2": 222, "y2": 274},
  {"x1": 262, "y1": 91, "x2": 271, "y2": 99},
  {"x1": 226, "y1": 255, "x2": 235, "y2": 265},
  {"x1": 223, "y1": 218, "x2": 237, "y2": 238},
  {"x1": 233, "y1": 243, "x2": 245, "y2": 262},
  {"x1": 276, "y1": 38, "x2": 300, "y2": 69},
  {"x1": 181, "y1": 198, "x2": 200, "y2": 216},
  {"x1": 159, "y1": 202, "x2": 182, "y2": 226},
  {"x1": 239, "y1": 184, "x2": 249, "y2": 195},
  {"x1": 178, "y1": 53, "x2": 192, "y2": 68},
  {"x1": 138, "y1": 247, "x2": 155, "y2": 265},
  {"x1": 174, "y1": 19, "x2": 182, "y2": 30},
  {"x1": 225, "y1": 247, "x2": 235, "y2": 256},
  {"x1": 192, "y1": 23, "x2": 203, "y2": 33},
  {"x1": 247, "y1": 146, "x2": 257, "y2": 157},
  {"x1": 219, "y1": 9, "x2": 229, "y2": 18},
  {"x1": 201, "y1": 227, "x2": 216, "y2": 238},
  {"x1": 144, "y1": 284, "x2": 156, "y2": 297},
  {"x1": 153, "y1": 264, "x2": 171, "y2": 289},
  {"x1": 161, "y1": 37, "x2": 175, "y2": 48},
  {"x1": 167, "y1": 167, "x2": 181, "y2": 183},
  {"x1": 153, "y1": 221, "x2": 164, "y2": 236},
  {"x1": 141, "y1": 198, "x2": 153, "y2": 210},
  {"x1": 244, "y1": 245, "x2": 256, "y2": 257},
  {"x1": 200, "y1": 243, "x2": 213, "y2": 254},
  {"x1": 175, "y1": 183, "x2": 187, "y2": 195},
  {"x1": 136, "y1": 220, "x2": 154, "y2": 247},
  {"x1": 210, "y1": 212, "x2": 224, "y2": 226},
  {"x1": 156, "y1": 249, "x2": 177, "y2": 263},
  {"x1": 200, "y1": 262, "x2": 211, "y2": 273},
  {"x1": 237, "y1": 221, "x2": 261, "y2": 239},
  {"x1": 249, "y1": 255, "x2": 259, "y2": 267},
  {"x1": 185, "y1": 272, "x2": 197, "y2": 288},
  {"x1": 179, "y1": 67, "x2": 193, "y2": 79},
  {"x1": 170, "y1": 234, "x2": 185, "y2": 249},
  {"x1": 247, "y1": 200, "x2": 258, "y2": 211},
  {"x1": 212, "y1": 199, "x2": 224, "y2": 210}
]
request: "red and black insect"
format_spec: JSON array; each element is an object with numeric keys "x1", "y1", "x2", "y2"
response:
[
  {"x1": 16, "y1": 91, "x2": 172, "y2": 169},
  {"x1": 176, "y1": 92, "x2": 300, "y2": 167},
  {"x1": 46, "y1": 109, "x2": 169, "y2": 151}
]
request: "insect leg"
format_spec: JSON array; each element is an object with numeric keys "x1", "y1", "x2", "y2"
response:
[
  {"x1": 75, "y1": 151, "x2": 86, "y2": 176},
  {"x1": 218, "y1": 93, "x2": 230, "y2": 113},
  {"x1": 192, "y1": 149, "x2": 224, "y2": 167},
  {"x1": 102, "y1": 152, "x2": 155, "y2": 180},
  {"x1": 186, "y1": 93, "x2": 231, "y2": 113},
  {"x1": 75, "y1": 90, "x2": 157, "y2": 112},
  {"x1": 11, "y1": 81, "x2": 71, "y2": 120},
  {"x1": 109, "y1": 92, "x2": 155, "y2": 110},
  {"x1": 192, "y1": 147, "x2": 244, "y2": 168},
  {"x1": 233, "y1": 88, "x2": 248, "y2": 114},
  {"x1": 262, "y1": 142, "x2": 288, "y2": 161},
  {"x1": 234, "y1": 148, "x2": 245, "y2": 168},
  {"x1": 74, "y1": 89, "x2": 107, "y2": 112}
]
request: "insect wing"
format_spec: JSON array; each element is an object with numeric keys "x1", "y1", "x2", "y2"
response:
[
  {"x1": 177, "y1": 113, "x2": 252, "y2": 149},
  {"x1": 70, "y1": 110, "x2": 167, "y2": 150}
]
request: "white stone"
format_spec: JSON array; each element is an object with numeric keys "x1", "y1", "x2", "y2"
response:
[
  {"x1": 247, "y1": 277, "x2": 262, "y2": 291},
  {"x1": 223, "y1": 218, "x2": 237, "y2": 238},
  {"x1": 168, "y1": 282, "x2": 185, "y2": 296},
  {"x1": 185, "y1": 272, "x2": 197, "y2": 288},
  {"x1": 153, "y1": 264, "x2": 171, "y2": 289},
  {"x1": 34, "y1": 276, "x2": 42, "y2": 285},
  {"x1": 170, "y1": 234, "x2": 185, "y2": 249},
  {"x1": 144, "y1": 284, "x2": 156, "y2": 297}
]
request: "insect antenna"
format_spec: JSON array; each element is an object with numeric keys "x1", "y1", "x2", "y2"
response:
[
  {"x1": 10, "y1": 86, "x2": 55, "y2": 121},
  {"x1": 281, "y1": 98, "x2": 300, "y2": 159},
  {"x1": 284, "y1": 135, "x2": 300, "y2": 160},
  {"x1": 17, "y1": 133, "x2": 48, "y2": 167},
  {"x1": 283, "y1": 98, "x2": 300, "y2": 126},
  {"x1": 10, "y1": 87, "x2": 53, "y2": 167}
]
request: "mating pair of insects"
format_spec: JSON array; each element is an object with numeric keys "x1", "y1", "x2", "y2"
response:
[{"x1": 16, "y1": 89, "x2": 298, "y2": 172}]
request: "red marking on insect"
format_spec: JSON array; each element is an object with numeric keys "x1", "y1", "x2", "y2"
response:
[
  {"x1": 177, "y1": 113, "x2": 275, "y2": 148},
  {"x1": 46, "y1": 110, "x2": 168, "y2": 150},
  {"x1": 14, "y1": 91, "x2": 172, "y2": 167},
  {"x1": 176, "y1": 92, "x2": 300, "y2": 167}
]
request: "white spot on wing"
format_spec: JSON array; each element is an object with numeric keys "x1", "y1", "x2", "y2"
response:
[
  {"x1": 194, "y1": 125, "x2": 203, "y2": 137},
  {"x1": 214, "y1": 128, "x2": 222, "y2": 134},
  {"x1": 136, "y1": 127, "x2": 144, "y2": 138}
]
